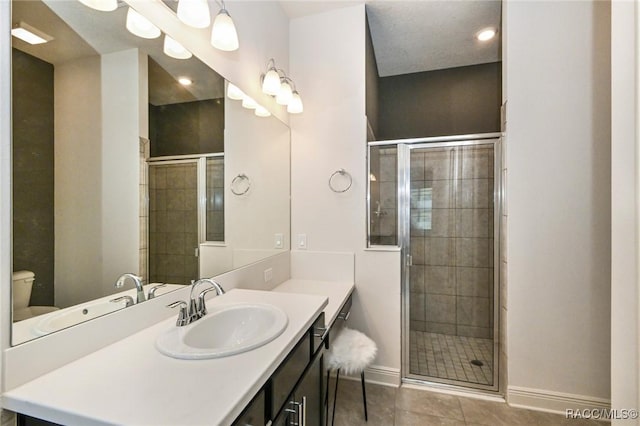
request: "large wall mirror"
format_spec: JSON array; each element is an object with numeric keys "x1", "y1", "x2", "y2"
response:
[{"x1": 10, "y1": 0, "x2": 290, "y2": 345}]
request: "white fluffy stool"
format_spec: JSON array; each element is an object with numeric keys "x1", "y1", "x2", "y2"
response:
[{"x1": 326, "y1": 327, "x2": 377, "y2": 425}]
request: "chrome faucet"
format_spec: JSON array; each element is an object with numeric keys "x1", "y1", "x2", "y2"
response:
[
  {"x1": 147, "y1": 283, "x2": 167, "y2": 299},
  {"x1": 167, "y1": 279, "x2": 225, "y2": 327},
  {"x1": 115, "y1": 273, "x2": 145, "y2": 304},
  {"x1": 189, "y1": 278, "x2": 225, "y2": 322}
]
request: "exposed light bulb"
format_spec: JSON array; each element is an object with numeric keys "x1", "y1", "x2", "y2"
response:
[
  {"x1": 287, "y1": 91, "x2": 303, "y2": 114},
  {"x1": 477, "y1": 28, "x2": 496, "y2": 41},
  {"x1": 255, "y1": 105, "x2": 271, "y2": 117},
  {"x1": 276, "y1": 80, "x2": 293, "y2": 106},
  {"x1": 211, "y1": 9, "x2": 239, "y2": 51},
  {"x1": 163, "y1": 35, "x2": 192, "y2": 60},
  {"x1": 126, "y1": 8, "x2": 161, "y2": 39},
  {"x1": 78, "y1": 0, "x2": 117, "y2": 12},
  {"x1": 262, "y1": 68, "x2": 281, "y2": 96},
  {"x1": 227, "y1": 83, "x2": 245, "y2": 100},
  {"x1": 178, "y1": 77, "x2": 192, "y2": 86},
  {"x1": 177, "y1": 0, "x2": 211, "y2": 29},
  {"x1": 242, "y1": 96, "x2": 258, "y2": 109}
]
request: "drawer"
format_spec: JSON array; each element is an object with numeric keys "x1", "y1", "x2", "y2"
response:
[
  {"x1": 327, "y1": 295, "x2": 352, "y2": 349},
  {"x1": 232, "y1": 388, "x2": 265, "y2": 426},
  {"x1": 271, "y1": 332, "x2": 311, "y2": 417}
]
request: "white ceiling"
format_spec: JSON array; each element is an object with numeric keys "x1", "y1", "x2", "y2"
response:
[{"x1": 280, "y1": 0, "x2": 502, "y2": 78}]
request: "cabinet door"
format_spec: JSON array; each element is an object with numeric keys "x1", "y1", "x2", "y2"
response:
[
  {"x1": 295, "y1": 352, "x2": 324, "y2": 426},
  {"x1": 232, "y1": 389, "x2": 266, "y2": 426}
]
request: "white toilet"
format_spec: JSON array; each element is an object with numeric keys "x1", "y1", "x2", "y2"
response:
[{"x1": 13, "y1": 270, "x2": 59, "y2": 322}]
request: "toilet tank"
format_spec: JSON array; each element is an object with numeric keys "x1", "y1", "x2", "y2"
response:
[{"x1": 12, "y1": 270, "x2": 34, "y2": 310}]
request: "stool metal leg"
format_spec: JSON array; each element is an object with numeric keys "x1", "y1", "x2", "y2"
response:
[
  {"x1": 324, "y1": 370, "x2": 330, "y2": 426},
  {"x1": 331, "y1": 369, "x2": 340, "y2": 426},
  {"x1": 361, "y1": 371, "x2": 368, "y2": 421}
]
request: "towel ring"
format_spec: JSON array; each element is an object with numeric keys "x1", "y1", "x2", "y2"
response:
[
  {"x1": 231, "y1": 173, "x2": 251, "y2": 196},
  {"x1": 329, "y1": 169, "x2": 352, "y2": 193}
]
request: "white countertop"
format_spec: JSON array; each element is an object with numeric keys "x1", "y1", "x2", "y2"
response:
[
  {"x1": 272, "y1": 279, "x2": 354, "y2": 326},
  {"x1": 2, "y1": 289, "x2": 327, "y2": 426}
]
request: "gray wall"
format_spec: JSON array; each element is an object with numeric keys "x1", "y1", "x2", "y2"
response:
[
  {"x1": 149, "y1": 99, "x2": 224, "y2": 157},
  {"x1": 378, "y1": 62, "x2": 502, "y2": 140},
  {"x1": 365, "y1": 17, "x2": 379, "y2": 141},
  {"x1": 12, "y1": 48, "x2": 55, "y2": 306}
]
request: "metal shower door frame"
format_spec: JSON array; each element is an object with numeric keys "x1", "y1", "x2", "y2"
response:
[{"x1": 389, "y1": 134, "x2": 502, "y2": 394}]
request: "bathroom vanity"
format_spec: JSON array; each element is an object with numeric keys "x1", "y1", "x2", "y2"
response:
[{"x1": 3, "y1": 280, "x2": 354, "y2": 426}]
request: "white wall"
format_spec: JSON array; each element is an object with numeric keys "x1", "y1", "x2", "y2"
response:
[
  {"x1": 126, "y1": 0, "x2": 290, "y2": 124},
  {"x1": 100, "y1": 49, "x2": 144, "y2": 295},
  {"x1": 290, "y1": 5, "x2": 402, "y2": 377},
  {"x1": 611, "y1": 1, "x2": 640, "y2": 421},
  {"x1": 505, "y1": 0, "x2": 611, "y2": 408},
  {"x1": 54, "y1": 56, "x2": 103, "y2": 308}
]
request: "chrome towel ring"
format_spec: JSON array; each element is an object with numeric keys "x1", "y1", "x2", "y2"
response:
[
  {"x1": 231, "y1": 173, "x2": 251, "y2": 195},
  {"x1": 329, "y1": 169, "x2": 352, "y2": 193}
]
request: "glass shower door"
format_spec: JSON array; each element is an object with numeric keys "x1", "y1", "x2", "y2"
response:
[{"x1": 403, "y1": 141, "x2": 498, "y2": 390}]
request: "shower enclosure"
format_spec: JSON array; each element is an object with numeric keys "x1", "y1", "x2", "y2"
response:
[
  {"x1": 368, "y1": 134, "x2": 501, "y2": 392},
  {"x1": 147, "y1": 154, "x2": 224, "y2": 285}
]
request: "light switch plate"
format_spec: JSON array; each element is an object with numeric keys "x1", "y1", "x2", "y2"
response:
[
  {"x1": 274, "y1": 233, "x2": 284, "y2": 249},
  {"x1": 297, "y1": 234, "x2": 307, "y2": 250}
]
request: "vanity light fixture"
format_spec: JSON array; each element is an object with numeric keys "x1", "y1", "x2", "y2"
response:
[
  {"x1": 227, "y1": 83, "x2": 245, "y2": 100},
  {"x1": 11, "y1": 22, "x2": 53, "y2": 45},
  {"x1": 260, "y1": 58, "x2": 304, "y2": 114},
  {"x1": 477, "y1": 28, "x2": 496, "y2": 41},
  {"x1": 163, "y1": 35, "x2": 192, "y2": 59},
  {"x1": 178, "y1": 77, "x2": 193, "y2": 86},
  {"x1": 77, "y1": 0, "x2": 117, "y2": 12},
  {"x1": 211, "y1": 1, "x2": 239, "y2": 52},
  {"x1": 287, "y1": 90, "x2": 303, "y2": 114},
  {"x1": 242, "y1": 96, "x2": 258, "y2": 109},
  {"x1": 255, "y1": 105, "x2": 271, "y2": 118},
  {"x1": 177, "y1": 0, "x2": 211, "y2": 29},
  {"x1": 275, "y1": 78, "x2": 293, "y2": 106},
  {"x1": 126, "y1": 7, "x2": 161, "y2": 39},
  {"x1": 262, "y1": 59, "x2": 281, "y2": 96}
]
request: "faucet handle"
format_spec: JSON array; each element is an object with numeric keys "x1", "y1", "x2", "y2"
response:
[
  {"x1": 197, "y1": 287, "x2": 219, "y2": 317},
  {"x1": 167, "y1": 300, "x2": 189, "y2": 326},
  {"x1": 147, "y1": 283, "x2": 167, "y2": 299},
  {"x1": 110, "y1": 295, "x2": 134, "y2": 308}
]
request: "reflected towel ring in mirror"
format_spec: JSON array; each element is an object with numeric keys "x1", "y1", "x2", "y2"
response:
[
  {"x1": 329, "y1": 169, "x2": 353, "y2": 193},
  {"x1": 231, "y1": 173, "x2": 251, "y2": 195}
]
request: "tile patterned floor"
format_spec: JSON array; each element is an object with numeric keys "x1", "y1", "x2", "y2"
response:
[
  {"x1": 410, "y1": 331, "x2": 494, "y2": 385},
  {"x1": 328, "y1": 379, "x2": 608, "y2": 426}
]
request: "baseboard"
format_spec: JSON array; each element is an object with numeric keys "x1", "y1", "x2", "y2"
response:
[
  {"x1": 334, "y1": 365, "x2": 401, "y2": 387},
  {"x1": 507, "y1": 386, "x2": 611, "y2": 414}
]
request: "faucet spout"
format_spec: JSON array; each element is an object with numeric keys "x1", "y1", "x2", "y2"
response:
[{"x1": 115, "y1": 273, "x2": 145, "y2": 304}]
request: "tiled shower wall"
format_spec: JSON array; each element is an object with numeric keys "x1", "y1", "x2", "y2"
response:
[
  {"x1": 148, "y1": 163, "x2": 199, "y2": 285},
  {"x1": 409, "y1": 146, "x2": 494, "y2": 339}
]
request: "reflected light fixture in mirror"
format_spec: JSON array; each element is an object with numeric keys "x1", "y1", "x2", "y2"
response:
[
  {"x1": 227, "y1": 83, "x2": 245, "y2": 100},
  {"x1": 126, "y1": 7, "x2": 161, "y2": 39},
  {"x1": 242, "y1": 96, "x2": 258, "y2": 109},
  {"x1": 177, "y1": 0, "x2": 211, "y2": 28},
  {"x1": 163, "y1": 35, "x2": 192, "y2": 59},
  {"x1": 77, "y1": 0, "x2": 117, "y2": 12},
  {"x1": 255, "y1": 105, "x2": 271, "y2": 118},
  {"x1": 11, "y1": 22, "x2": 52, "y2": 45},
  {"x1": 477, "y1": 27, "x2": 497, "y2": 41},
  {"x1": 211, "y1": 0, "x2": 239, "y2": 51}
]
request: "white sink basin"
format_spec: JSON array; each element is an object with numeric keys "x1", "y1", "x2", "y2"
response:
[
  {"x1": 156, "y1": 303, "x2": 288, "y2": 360},
  {"x1": 33, "y1": 298, "x2": 129, "y2": 335}
]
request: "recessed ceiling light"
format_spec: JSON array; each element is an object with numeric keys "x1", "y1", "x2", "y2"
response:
[
  {"x1": 178, "y1": 77, "x2": 192, "y2": 86},
  {"x1": 477, "y1": 28, "x2": 497, "y2": 42},
  {"x1": 11, "y1": 22, "x2": 53, "y2": 45}
]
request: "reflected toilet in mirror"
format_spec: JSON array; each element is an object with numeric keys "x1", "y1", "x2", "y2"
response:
[{"x1": 12, "y1": 271, "x2": 58, "y2": 322}]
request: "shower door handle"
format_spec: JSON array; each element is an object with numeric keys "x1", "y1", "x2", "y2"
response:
[{"x1": 406, "y1": 254, "x2": 413, "y2": 267}]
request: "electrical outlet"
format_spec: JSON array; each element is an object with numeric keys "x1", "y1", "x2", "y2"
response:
[
  {"x1": 264, "y1": 268, "x2": 273, "y2": 283},
  {"x1": 297, "y1": 234, "x2": 307, "y2": 250}
]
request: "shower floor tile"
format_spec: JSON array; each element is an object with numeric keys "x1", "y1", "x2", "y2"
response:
[{"x1": 410, "y1": 331, "x2": 494, "y2": 385}]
